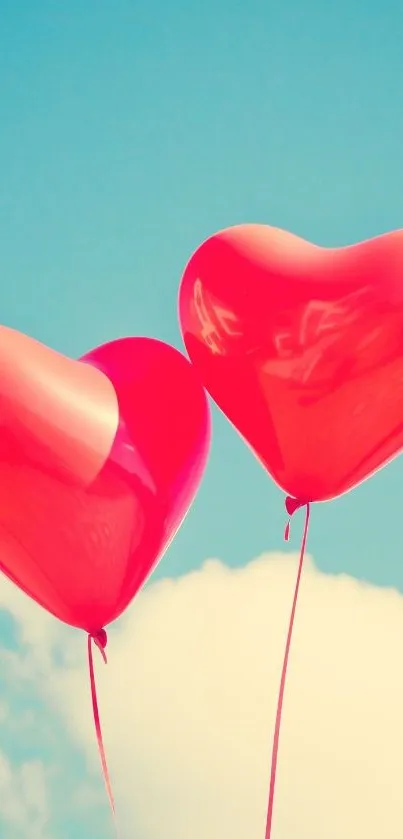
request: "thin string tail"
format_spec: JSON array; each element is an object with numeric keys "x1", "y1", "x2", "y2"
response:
[
  {"x1": 88, "y1": 630, "x2": 118, "y2": 833},
  {"x1": 265, "y1": 498, "x2": 311, "y2": 839}
]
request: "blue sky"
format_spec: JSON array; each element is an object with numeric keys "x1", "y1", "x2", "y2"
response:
[{"x1": 1, "y1": 1, "x2": 403, "y2": 837}]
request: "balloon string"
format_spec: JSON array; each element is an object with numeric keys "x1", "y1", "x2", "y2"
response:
[
  {"x1": 265, "y1": 499, "x2": 311, "y2": 839},
  {"x1": 88, "y1": 632, "x2": 119, "y2": 835}
]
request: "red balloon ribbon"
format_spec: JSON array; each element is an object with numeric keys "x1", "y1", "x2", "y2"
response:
[
  {"x1": 88, "y1": 631, "x2": 118, "y2": 834},
  {"x1": 265, "y1": 498, "x2": 311, "y2": 839}
]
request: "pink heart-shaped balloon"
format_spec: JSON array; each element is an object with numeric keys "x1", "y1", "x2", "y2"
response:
[
  {"x1": 179, "y1": 224, "x2": 403, "y2": 502},
  {"x1": 0, "y1": 327, "x2": 210, "y2": 632}
]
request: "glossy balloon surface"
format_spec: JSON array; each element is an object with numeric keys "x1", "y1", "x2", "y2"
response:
[
  {"x1": 179, "y1": 224, "x2": 403, "y2": 502},
  {"x1": 0, "y1": 329, "x2": 210, "y2": 632}
]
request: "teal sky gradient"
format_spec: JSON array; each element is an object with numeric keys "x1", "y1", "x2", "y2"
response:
[{"x1": 1, "y1": 1, "x2": 403, "y2": 836}]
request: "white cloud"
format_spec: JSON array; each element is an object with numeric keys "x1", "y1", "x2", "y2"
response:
[{"x1": 2, "y1": 553, "x2": 403, "y2": 838}]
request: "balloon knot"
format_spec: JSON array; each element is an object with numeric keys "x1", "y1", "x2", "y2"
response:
[
  {"x1": 284, "y1": 497, "x2": 308, "y2": 542},
  {"x1": 90, "y1": 629, "x2": 108, "y2": 663},
  {"x1": 285, "y1": 496, "x2": 305, "y2": 517}
]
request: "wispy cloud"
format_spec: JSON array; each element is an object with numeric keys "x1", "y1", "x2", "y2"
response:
[{"x1": 0, "y1": 753, "x2": 49, "y2": 839}]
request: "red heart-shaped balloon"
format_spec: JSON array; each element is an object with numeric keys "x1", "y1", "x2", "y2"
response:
[
  {"x1": 0, "y1": 328, "x2": 210, "y2": 632},
  {"x1": 179, "y1": 224, "x2": 403, "y2": 502}
]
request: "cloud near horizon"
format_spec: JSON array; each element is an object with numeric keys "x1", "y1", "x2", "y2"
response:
[{"x1": 1, "y1": 551, "x2": 403, "y2": 838}]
